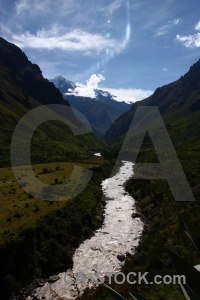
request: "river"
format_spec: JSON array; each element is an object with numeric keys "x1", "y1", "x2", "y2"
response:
[{"x1": 29, "y1": 161, "x2": 144, "y2": 300}]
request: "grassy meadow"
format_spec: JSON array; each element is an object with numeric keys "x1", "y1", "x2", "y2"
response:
[{"x1": 0, "y1": 156, "x2": 104, "y2": 243}]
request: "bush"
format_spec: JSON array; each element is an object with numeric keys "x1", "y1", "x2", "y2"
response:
[{"x1": 14, "y1": 212, "x2": 23, "y2": 218}]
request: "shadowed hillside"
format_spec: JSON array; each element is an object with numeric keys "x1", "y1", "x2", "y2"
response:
[
  {"x1": 96, "y1": 59, "x2": 200, "y2": 300},
  {"x1": 0, "y1": 37, "x2": 104, "y2": 166},
  {"x1": 105, "y1": 59, "x2": 200, "y2": 143}
]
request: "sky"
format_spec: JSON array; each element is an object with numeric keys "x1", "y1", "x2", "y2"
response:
[{"x1": 0, "y1": 0, "x2": 200, "y2": 103}]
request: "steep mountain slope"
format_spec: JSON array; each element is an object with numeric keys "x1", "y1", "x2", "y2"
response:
[
  {"x1": 50, "y1": 75, "x2": 75, "y2": 94},
  {"x1": 63, "y1": 94, "x2": 122, "y2": 138},
  {"x1": 100, "y1": 59, "x2": 200, "y2": 300},
  {"x1": 94, "y1": 88, "x2": 132, "y2": 113},
  {"x1": 0, "y1": 37, "x2": 111, "y2": 300},
  {"x1": 50, "y1": 75, "x2": 132, "y2": 138},
  {"x1": 105, "y1": 59, "x2": 200, "y2": 143},
  {"x1": 51, "y1": 75, "x2": 132, "y2": 113},
  {"x1": 0, "y1": 38, "x2": 104, "y2": 166}
]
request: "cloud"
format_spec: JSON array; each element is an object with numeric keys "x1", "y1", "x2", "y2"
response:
[
  {"x1": 154, "y1": 18, "x2": 181, "y2": 37},
  {"x1": 14, "y1": 0, "x2": 123, "y2": 27},
  {"x1": 87, "y1": 74, "x2": 105, "y2": 89},
  {"x1": 154, "y1": 29, "x2": 168, "y2": 37},
  {"x1": 130, "y1": 2, "x2": 144, "y2": 10},
  {"x1": 6, "y1": 27, "x2": 117, "y2": 53},
  {"x1": 195, "y1": 21, "x2": 200, "y2": 31},
  {"x1": 2, "y1": 0, "x2": 129, "y2": 56},
  {"x1": 15, "y1": 0, "x2": 122, "y2": 17},
  {"x1": 0, "y1": 0, "x2": 130, "y2": 76},
  {"x1": 163, "y1": 68, "x2": 168, "y2": 71},
  {"x1": 68, "y1": 83, "x2": 96, "y2": 98},
  {"x1": 176, "y1": 20, "x2": 200, "y2": 48},
  {"x1": 15, "y1": 0, "x2": 29, "y2": 15},
  {"x1": 105, "y1": 0, "x2": 123, "y2": 16},
  {"x1": 66, "y1": 74, "x2": 105, "y2": 98},
  {"x1": 176, "y1": 33, "x2": 200, "y2": 48},
  {"x1": 101, "y1": 88, "x2": 154, "y2": 103},
  {"x1": 65, "y1": 74, "x2": 153, "y2": 103},
  {"x1": 15, "y1": 0, "x2": 72, "y2": 16},
  {"x1": 0, "y1": 23, "x2": 12, "y2": 35},
  {"x1": 171, "y1": 18, "x2": 181, "y2": 25}
]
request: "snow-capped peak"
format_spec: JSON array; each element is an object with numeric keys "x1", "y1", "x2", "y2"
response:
[{"x1": 50, "y1": 75, "x2": 75, "y2": 92}]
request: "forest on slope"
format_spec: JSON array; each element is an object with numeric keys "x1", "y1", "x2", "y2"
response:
[{"x1": 87, "y1": 59, "x2": 200, "y2": 299}]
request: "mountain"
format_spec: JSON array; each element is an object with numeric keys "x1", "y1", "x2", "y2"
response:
[
  {"x1": 0, "y1": 37, "x2": 104, "y2": 166},
  {"x1": 63, "y1": 94, "x2": 123, "y2": 138},
  {"x1": 105, "y1": 58, "x2": 200, "y2": 143},
  {"x1": 50, "y1": 75, "x2": 132, "y2": 138},
  {"x1": 0, "y1": 37, "x2": 110, "y2": 299},
  {"x1": 50, "y1": 74, "x2": 76, "y2": 94},
  {"x1": 51, "y1": 75, "x2": 132, "y2": 113},
  {"x1": 102, "y1": 59, "x2": 200, "y2": 300},
  {"x1": 94, "y1": 88, "x2": 132, "y2": 113}
]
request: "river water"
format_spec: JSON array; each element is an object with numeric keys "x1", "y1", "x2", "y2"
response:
[{"x1": 30, "y1": 161, "x2": 144, "y2": 300}]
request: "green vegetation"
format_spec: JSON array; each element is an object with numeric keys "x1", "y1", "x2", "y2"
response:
[
  {"x1": 0, "y1": 158, "x2": 104, "y2": 242},
  {"x1": 0, "y1": 37, "x2": 113, "y2": 299},
  {"x1": 1, "y1": 37, "x2": 200, "y2": 300},
  {"x1": 81, "y1": 130, "x2": 200, "y2": 300},
  {"x1": 82, "y1": 60, "x2": 200, "y2": 299},
  {"x1": 99, "y1": 130, "x2": 200, "y2": 299},
  {"x1": 0, "y1": 159, "x2": 114, "y2": 299},
  {"x1": 0, "y1": 37, "x2": 106, "y2": 167},
  {"x1": 117, "y1": 120, "x2": 200, "y2": 299}
]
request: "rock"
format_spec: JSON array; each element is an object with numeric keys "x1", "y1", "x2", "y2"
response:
[
  {"x1": 126, "y1": 251, "x2": 131, "y2": 257},
  {"x1": 131, "y1": 212, "x2": 141, "y2": 218},
  {"x1": 117, "y1": 254, "x2": 126, "y2": 262},
  {"x1": 17, "y1": 295, "x2": 25, "y2": 300},
  {"x1": 48, "y1": 275, "x2": 60, "y2": 283},
  {"x1": 91, "y1": 246, "x2": 101, "y2": 251},
  {"x1": 37, "y1": 281, "x2": 45, "y2": 287}
]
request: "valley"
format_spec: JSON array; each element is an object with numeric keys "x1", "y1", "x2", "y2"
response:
[
  {"x1": 50, "y1": 75, "x2": 132, "y2": 139},
  {"x1": 33, "y1": 161, "x2": 144, "y2": 300},
  {"x1": 0, "y1": 36, "x2": 200, "y2": 300}
]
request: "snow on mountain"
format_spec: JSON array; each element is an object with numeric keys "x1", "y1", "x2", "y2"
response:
[
  {"x1": 50, "y1": 75, "x2": 131, "y2": 138},
  {"x1": 50, "y1": 75, "x2": 132, "y2": 113},
  {"x1": 50, "y1": 75, "x2": 76, "y2": 94}
]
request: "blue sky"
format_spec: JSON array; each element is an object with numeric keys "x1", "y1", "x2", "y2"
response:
[{"x1": 0, "y1": 0, "x2": 200, "y2": 102}]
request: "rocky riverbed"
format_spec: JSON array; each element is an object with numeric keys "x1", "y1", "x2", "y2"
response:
[{"x1": 26, "y1": 161, "x2": 144, "y2": 300}]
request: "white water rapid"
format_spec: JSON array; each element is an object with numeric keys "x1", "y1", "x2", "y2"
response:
[{"x1": 29, "y1": 161, "x2": 144, "y2": 300}]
